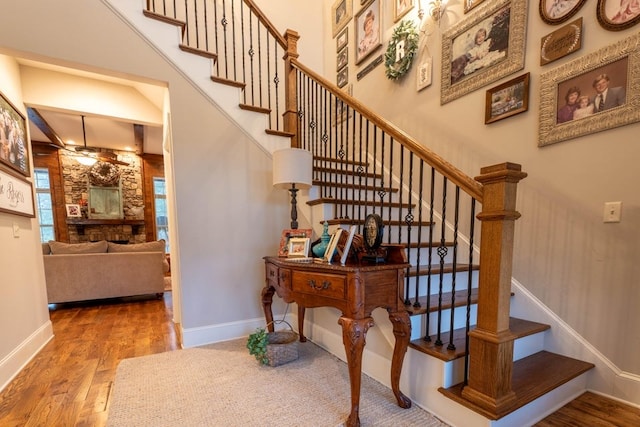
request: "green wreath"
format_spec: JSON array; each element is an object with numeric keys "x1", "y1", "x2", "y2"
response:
[{"x1": 384, "y1": 19, "x2": 419, "y2": 80}]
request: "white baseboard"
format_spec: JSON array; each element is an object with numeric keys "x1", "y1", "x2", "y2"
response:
[{"x1": 0, "y1": 321, "x2": 53, "y2": 393}]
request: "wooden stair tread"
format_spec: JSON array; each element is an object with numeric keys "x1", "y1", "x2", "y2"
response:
[
  {"x1": 143, "y1": 10, "x2": 185, "y2": 28},
  {"x1": 312, "y1": 180, "x2": 398, "y2": 193},
  {"x1": 407, "y1": 262, "x2": 479, "y2": 277},
  {"x1": 324, "y1": 218, "x2": 432, "y2": 227},
  {"x1": 314, "y1": 166, "x2": 382, "y2": 179},
  {"x1": 239, "y1": 104, "x2": 270, "y2": 114},
  {"x1": 179, "y1": 44, "x2": 217, "y2": 60},
  {"x1": 405, "y1": 287, "x2": 479, "y2": 316},
  {"x1": 407, "y1": 241, "x2": 454, "y2": 248},
  {"x1": 409, "y1": 317, "x2": 550, "y2": 362},
  {"x1": 534, "y1": 391, "x2": 640, "y2": 426},
  {"x1": 314, "y1": 156, "x2": 368, "y2": 167},
  {"x1": 307, "y1": 197, "x2": 414, "y2": 209},
  {"x1": 210, "y1": 75, "x2": 245, "y2": 89},
  {"x1": 438, "y1": 351, "x2": 595, "y2": 420},
  {"x1": 265, "y1": 129, "x2": 294, "y2": 138}
]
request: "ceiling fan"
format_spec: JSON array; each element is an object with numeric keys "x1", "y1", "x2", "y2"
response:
[
  {"x1": 73, "y1": 115, "x2": 128, "y2": 166},
  {"x1": 28, "y1": 107, "x2": 129, "y2": 166}
]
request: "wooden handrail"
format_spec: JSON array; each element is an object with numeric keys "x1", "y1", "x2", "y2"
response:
[
  {"x1": 242, "y1": 0, "x2": 287, "y2": 48},
  {"x1": 291, "y1": 59, "x2": 484, "y2": 203}
]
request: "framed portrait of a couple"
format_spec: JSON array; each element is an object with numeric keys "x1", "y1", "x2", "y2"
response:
[
  {"x1": 441, "y1": 0, "x2": 527, "y2": 105},
  {"x1": 539, "y1": 0, "x2": 587, "y2": 25},
  {"x1": 597, "y1": 0, "x2": 640, "y2": 31},
  {"x1": 538, "y1": 32, "x2": 640, "y2": 146}
]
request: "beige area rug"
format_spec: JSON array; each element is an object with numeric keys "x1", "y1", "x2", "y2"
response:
[{"x1": 107, "y1": 339, "x2": 448, "y2": 427}]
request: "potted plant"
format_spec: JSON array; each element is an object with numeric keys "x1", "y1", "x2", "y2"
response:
[{"x1": 246, "y1": 327, "x2": 269, "y2": 365}]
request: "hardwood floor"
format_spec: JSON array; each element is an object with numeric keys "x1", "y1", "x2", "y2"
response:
[
  {"x1": 0, "y1": 293, "x2": 178, "y2": 427},
  {"x1": 535, "y1": 391, "x2": 640, "y2": 426}
]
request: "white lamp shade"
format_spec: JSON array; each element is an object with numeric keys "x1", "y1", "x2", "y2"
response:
[{"x1": 272, "y1": 148, "x2": 312, "y2": 189}]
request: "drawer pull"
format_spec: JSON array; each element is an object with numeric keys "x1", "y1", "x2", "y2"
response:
[{"x1": 308, "y1": 279, "x2": 331, "y2": 290}]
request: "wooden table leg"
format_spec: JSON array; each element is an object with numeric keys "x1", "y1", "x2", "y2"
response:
[
  {"x1": 297, "y1": 305, "x2": 307, "y2": 342},
  {"x1": 338, "y1": 316, "x2": 374, "y2": 427},
  {"x1": 261, "y1": 286, "x2": 275, "y2": 332},
  {"x1": 388, "y1": 309, "x2": 412, "y2": 409}
]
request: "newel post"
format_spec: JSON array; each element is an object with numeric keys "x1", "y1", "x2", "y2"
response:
[
  {"x1": 283, "y1": 29, "x2": 300, "y2": 148},
  {"x1": 461, "y1": 162, "x2": 527, "y2": 416}
]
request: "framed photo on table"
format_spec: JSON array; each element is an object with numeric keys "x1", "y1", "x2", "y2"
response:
[
  {"x1": 278, "y1": 228, "x2": 312, "y2": 257},
  {"x1": 355, "y1": 0, "x2": 382, "y2": 65},
  {"x1": 538, "y1": 32, "x2": 640, "y2": 146},
  {"x1": 441, "y1": 0, "x2": 527, "y2": 105},
  {"x1": 0, "y1": 91, "x2": 29, "y2": 177},
  {"x1": 288, "y1": 237, "x2": 310, "y2": 258}
]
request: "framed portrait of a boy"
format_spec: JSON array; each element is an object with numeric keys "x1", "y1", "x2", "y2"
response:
[
  {"x1": 440, "y1": 0, "x2": 527, "y2": 104},
  {"x1": 538, "y1": 32, "x2": 640, "y2": 146}
]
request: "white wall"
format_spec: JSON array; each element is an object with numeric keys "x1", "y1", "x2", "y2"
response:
[
  {"x1": 317, "y1": 0, "x2": 639, "y2": 399},
  {"x1": 0, "y1": 55, "x2": 53, "y2": 391}
]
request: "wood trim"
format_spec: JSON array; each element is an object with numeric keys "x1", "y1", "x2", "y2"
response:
[
  {"x1": 31, "y1": 142, "x2": 69, "y2": 242},
  {"x1": 142, "y1": 154, "x2": 164, "y2": 242},
  {"x1": 290, "y1": 59, "x2": 484, "y2": 202}
]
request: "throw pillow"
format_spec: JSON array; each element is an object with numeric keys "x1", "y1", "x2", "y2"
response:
[
  {"x1": 107, "y1": 240, "x2": 165, "y2": 253},
  {"x1": 48, "y1": 240, "x2": 109, "y2": 254}
]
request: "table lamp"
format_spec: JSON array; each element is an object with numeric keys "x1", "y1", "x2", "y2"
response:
[{"x1": 272, "y1": 148, "x2": 312, "y2": 229}]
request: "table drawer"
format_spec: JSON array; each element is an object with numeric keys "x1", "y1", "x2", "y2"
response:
[{"x1": 292, "y1": 271, "x2": 346, "y2": 300}]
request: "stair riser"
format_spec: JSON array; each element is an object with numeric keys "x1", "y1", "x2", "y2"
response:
[
  {"x1": 406, "y1": 270, "x2": 479, "y2": 297},
  {"x1": 410, "y1": 305, "x2": 478, "y2": 341}
]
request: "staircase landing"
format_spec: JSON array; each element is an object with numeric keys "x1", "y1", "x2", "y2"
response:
[{"x1": 439, "y1": 351, "x2": 594, "y2": 420}]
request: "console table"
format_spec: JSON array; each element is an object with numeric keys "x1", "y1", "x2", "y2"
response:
[{"x1": 261, "y1": 246, "x2": 412, "y2": 427}]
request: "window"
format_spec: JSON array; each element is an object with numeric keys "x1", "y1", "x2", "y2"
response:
[
  {"x1": 153, "y1": 177, "x2": 169, "y2": 252},
  {"x1": 34, "y1": 168, "x2": 55, "y2": 242}
]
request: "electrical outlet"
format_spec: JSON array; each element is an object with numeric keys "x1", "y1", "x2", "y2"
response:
[
  {"x1": 12, "y1": 222, "x2": 20, "y2": 238},
  {"x1": 603, "y1": 201, "x2": 622, "y2": 223}
]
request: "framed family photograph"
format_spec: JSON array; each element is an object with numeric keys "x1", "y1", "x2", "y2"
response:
[
  {"x1": 355, "y1": 0, "x2": 382, "y2": 65},
  {"x1": 538, "y1": 32, "x2": 640, "y2": 146},
  {"x1": 0, "y1": 167, "x2": 35, "y2": 217},
  {"x1": 539, "y1": 0, "x2": 586, "y2": 25},
  {"x1": 441, "y1": 0, "x2": 527, "y2": 105},
  {"x1": 597, "y1": 0, "x2": 640, "y2": 31},
  {"x1": 337, "y1": 27, "x2": 349, "y2": 51},
  {"x1": 65, "y1": 204, "x2": 82, "y2": 218},
  {"x1": 0, "y1": 91, "x2": 29, "y2": 177},
  {"x1": 394, "y1": 0, "x2": 415, "y2": 22},
  {"x1": 485, "y1": 73, "x2": 530, "y2": 124},
  {"x1": 337, "y1": 46, "x2": 349, "y2": 71},
  {"x1": 332, "y1": 0, "x2": 353, "y2": 38},
  {"x1": 337, "y1": 66, "x2": 349, "y2": 88}
]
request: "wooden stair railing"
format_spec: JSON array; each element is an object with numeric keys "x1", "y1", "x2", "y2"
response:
[{"x1": 143, "y1": 0, "x2": 530, "y2": 418}]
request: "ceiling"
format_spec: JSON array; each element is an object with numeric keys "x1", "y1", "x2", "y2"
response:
[
  {"x1": 29, "y1": 108, "x2": 164, "y2": 155},
  {"x1": 18, "y1": 58, "x2": 165, "y2": 155}
]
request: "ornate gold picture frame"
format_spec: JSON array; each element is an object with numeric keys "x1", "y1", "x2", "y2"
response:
[
  {"x1": 538, "y1": 32, "x2": 640, "y2": 146},
  {"x1": 440, "y1": 0, "x2": 527, "y2": 105}
]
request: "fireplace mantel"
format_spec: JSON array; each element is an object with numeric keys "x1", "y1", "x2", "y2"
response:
[{"x1": 66, "y1": 218, "x2": 145, "y2": 235}]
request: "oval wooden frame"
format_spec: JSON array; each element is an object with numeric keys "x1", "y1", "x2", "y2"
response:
[
  {"x1": 596, "y1": 0, "x2": 640, "y2": 31},
  {"x1": 539, "y1": 0, "x2": 587, "y2": 25}
]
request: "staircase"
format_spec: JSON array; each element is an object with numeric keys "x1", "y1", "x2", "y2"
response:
[{"x1": 111, "y1": 1, "x2": 599, "y2": 425}]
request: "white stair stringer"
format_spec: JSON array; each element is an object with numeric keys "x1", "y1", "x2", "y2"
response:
[{"x1": 103, "y1": 0, "x2": 290, "y2": 156}]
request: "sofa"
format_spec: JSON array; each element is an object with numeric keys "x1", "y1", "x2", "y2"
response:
[{"x1": 42, "y1": 240, "x2": 168, "y2": 304}]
